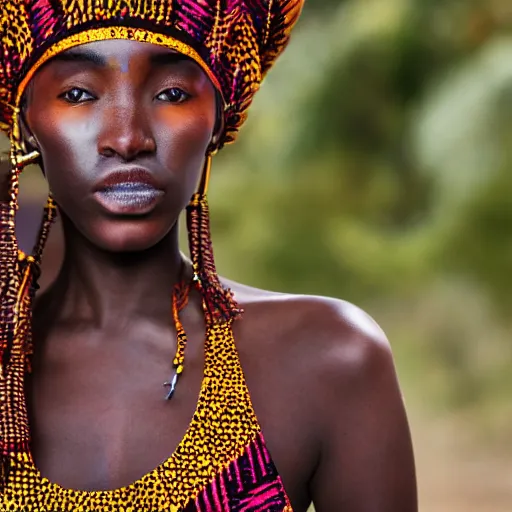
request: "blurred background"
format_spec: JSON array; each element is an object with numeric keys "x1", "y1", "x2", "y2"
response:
[{"x1": 3, "y1": 0, "x2": 512, "y2": 510}]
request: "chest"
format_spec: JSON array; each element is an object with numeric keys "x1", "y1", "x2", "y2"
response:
[
  {"x1": 28, "y1": 327, "x2": 204, "y2": 491},
  {"x1": 25, "y1": 323, "x2": 313, "y2": 511}
]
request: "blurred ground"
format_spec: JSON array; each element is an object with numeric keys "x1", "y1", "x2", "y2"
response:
[{"x1": 412, "y1": 410, "x2": 512, "y2": 512}]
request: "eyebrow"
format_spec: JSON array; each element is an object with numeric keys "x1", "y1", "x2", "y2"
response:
[
  {"x1": 52, "y1": 49, "x2": 107, "y2": 67},
  {"x1": 50, "y1": 49, "x2": 194, "y2": 72}
]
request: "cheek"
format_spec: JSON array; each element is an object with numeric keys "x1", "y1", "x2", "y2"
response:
[
  {"x1": 155, "y1": 107, "x2": 214, "y2": 192},
  {"x1": 28, "y1": 105, "x2": 99, "y2": 187},
  {"x1": 35, "y1": 110, "x2": 96, "y2": 155}
]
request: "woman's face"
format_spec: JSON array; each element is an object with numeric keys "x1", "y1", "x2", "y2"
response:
[{"x1": 25, "y1": 39, "x2": 218, "y2": 252}]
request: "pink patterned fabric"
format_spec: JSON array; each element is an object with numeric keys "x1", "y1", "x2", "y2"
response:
[{"x1": 185, "y1": 433, "x2": 292, "y2": 511}]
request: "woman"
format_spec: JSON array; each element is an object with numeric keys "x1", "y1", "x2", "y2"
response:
[{"x1": 0, "y1": 1, "x2": 417, "y2": 511}]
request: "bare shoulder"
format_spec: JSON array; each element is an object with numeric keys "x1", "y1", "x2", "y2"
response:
[
  {"x1": 223, "y1": 278, "x2": 402, "y2": 448},
  {"x1": 225, "y1": 278, "x2": 394, "y2": 385}
]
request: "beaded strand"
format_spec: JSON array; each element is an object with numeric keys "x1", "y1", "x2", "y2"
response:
[{"x1": 164, "y1": 277, "x2": 191, "y2": 400}]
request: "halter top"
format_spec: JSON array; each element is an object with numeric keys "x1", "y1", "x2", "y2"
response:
[{"x1": 0, "y1": 322, "x2": 293, "y2": 511}]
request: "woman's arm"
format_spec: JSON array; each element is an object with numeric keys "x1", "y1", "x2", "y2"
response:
[{"x1": 310, "y1": 306, "x2": 417, "y2": 511}]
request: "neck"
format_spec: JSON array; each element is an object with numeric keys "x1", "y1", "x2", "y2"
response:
[{"x1": 49, "y1": 216, "x2": 187, "y2": 328}]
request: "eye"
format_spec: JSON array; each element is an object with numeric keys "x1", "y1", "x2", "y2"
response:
[
  {"x1": 156, "y1": 87, "x2": 190, "y2": 104},
  {"x1": 60, "y1": 88, "x2": 95, "y2": 103}
]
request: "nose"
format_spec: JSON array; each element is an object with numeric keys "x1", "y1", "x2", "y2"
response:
[{"x1": 98, "y1": 103, "x2": 156, "y2": 161}]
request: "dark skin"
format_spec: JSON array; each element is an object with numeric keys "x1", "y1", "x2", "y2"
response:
[{"x1": 5, "y1": 39, "x2": 418, "y2": 511}]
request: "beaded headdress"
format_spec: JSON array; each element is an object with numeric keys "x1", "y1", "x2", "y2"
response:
[
  {"x1": 0, "y1": 0, "x2": 303, "y2": 145},
  {"x1": 0, "y1": 0, "x2": 304, "y2": 485}
]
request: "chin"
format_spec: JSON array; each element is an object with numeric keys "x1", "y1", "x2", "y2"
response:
[{"x1": 88, "y1": 219, "x2": 173, "y2": 253}]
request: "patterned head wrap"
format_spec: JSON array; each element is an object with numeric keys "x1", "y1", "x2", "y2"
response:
[{"x1": 0, "y1": 0, "x2": 304, "y2": 147}]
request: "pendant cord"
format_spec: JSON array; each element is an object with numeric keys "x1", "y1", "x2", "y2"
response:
[{"x1": 163, "y1": 264, "x2": 192, "y2": 400}]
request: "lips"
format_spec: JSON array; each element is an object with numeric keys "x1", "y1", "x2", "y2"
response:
[{"x1": 93, "y1": 168, "x2": 164, "y2": 215}]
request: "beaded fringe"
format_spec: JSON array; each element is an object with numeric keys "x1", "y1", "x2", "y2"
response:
[
  {"x1": 186, "y1": 192, "x2": 241, "y2": 325},
  {"x1": 0, "y1": 124, "x2": 57, "y2": 489}
]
